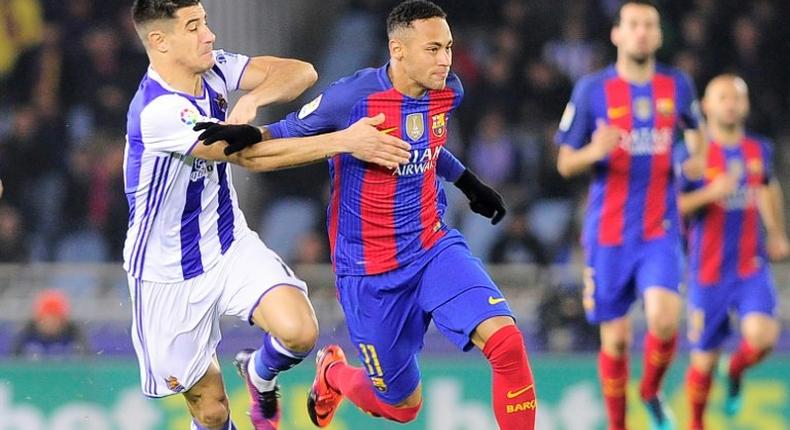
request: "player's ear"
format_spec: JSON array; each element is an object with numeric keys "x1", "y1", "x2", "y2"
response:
[
  {"x1": 389, "y1": 38, "x2": 404, "y2": 61},
  {"x1": 148, "y1": 30, "x2": 168, "y2": 53},
  {"x1": 610, "y1": 26, "x2": 619, "y2": 47}
]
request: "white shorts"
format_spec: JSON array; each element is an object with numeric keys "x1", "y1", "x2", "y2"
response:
[{"x1": 127, "y1": 232, "x2": 307, "y2": 397}]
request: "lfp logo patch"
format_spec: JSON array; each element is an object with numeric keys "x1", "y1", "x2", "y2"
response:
[{"x1": 180, "y1": 108, "x2": 199, "y2": 126}]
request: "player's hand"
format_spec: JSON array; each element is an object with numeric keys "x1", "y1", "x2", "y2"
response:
[
  {"x1": 194, "y1": 122, "x2": 263, "y2": 156},
  {"x1": 682, "y1": 155, "x2": 706, "y2": 180},
  {"x1": 454, "y1": 169, "x2": 507, "y2": 224},
  {"x1": 707, "y1": 173, "x2": 739, "y2": 201},
  {"x1": 767, "y1": 234, "x2": 790, "y2": 261},
  {"x1": 589, "y1": 119, "x2": 622, "y2": 160},
  {"x1": 226, "y1": 94, "x2": 259, "y2": 125},
  {"x1": 342, "y1": 113, "x2": 411, "y2": 169}
]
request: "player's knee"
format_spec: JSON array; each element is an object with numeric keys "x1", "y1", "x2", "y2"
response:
[
  {"x1": 275, "y1": 317, "x2": 318, "y2": 353},
  {"x1": 483, "y1": 325, "x2": 529, "y2": 372},
  {"x1": 743, "y1": 333, "x2": 778, "y2": 354},
  {"x1": 195, "y1": 402, "x2": 229, "y2": 429},
  {"x1": 647, "y1": 315, "x2": 678, "y2": 340}
]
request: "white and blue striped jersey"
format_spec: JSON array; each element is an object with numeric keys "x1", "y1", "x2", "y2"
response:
[{"x1": 123, "y1": 50, "x2": 252, "y2": 282}]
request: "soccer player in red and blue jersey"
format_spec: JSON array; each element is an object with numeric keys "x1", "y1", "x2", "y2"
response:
[
  {"x1": 555, "y1": 1, "x2": 706, "y2": 429},
  {"x1": 204, "y1": 1, "x2": 536, "y2": 428},
  {"x1": 679, "y1": 75, "x2": 787, "y2": 430}
]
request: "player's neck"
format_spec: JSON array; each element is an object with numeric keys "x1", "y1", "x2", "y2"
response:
[
  {"x1": 615, "y1": 56, "x2": 655, "y2": 84},
  {"x1": 150, "y1": 58, "x2": 204, "y2": 96},
  {"x1": 710, "y1": 125, "x2": 744, "y2": 148},
  {"x1": 388, "y1": 63, "x2": 427, "y2": 99}
]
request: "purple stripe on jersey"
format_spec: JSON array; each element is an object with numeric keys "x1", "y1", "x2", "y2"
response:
[
  {"x1": 180, "y1": 173, "x2": 206, "y2": 279},
  {"x1": 129, "y1": 157, "x2": 162, "y2": 278},
  {"x1": 131, "y1": 156, "x2": 171, "y2": 278},
  {"x1": 125, "y1": 76, "x2": 171, "y2": 225},
  {"x1": 136, "y1": 157, "x2": 173, "y2": 277},
  {"x1": 216, "y1": 162, "x2": 235, "y2": 254},
  {"x1": 211, "y1": 64, "x2": 226, "y2": 85}
]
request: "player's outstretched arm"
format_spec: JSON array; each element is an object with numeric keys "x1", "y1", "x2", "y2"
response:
[
  {"x1": 227, "y1": 56, "x2": 318, "y2": 124},
  {"x1": 192, "y1": 114, "x2": 411, "y2": 172},
  {"x1": 454, "y1": 170, "x2": 507, "y2": 225}
]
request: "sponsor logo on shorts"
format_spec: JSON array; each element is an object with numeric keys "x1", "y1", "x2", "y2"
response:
[
  {"x1": 166, "y1": 376, "x2": 186, "y2": 393},
  {"x1": 488, "y1": 296, "x2": 507, "y2": 305}
]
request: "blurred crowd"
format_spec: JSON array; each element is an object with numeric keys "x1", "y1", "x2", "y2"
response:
[{"x1": 0, "y1": 0, "x2": 789, "y2": 352}]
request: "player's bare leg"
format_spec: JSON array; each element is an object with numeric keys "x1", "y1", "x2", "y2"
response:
[
  {"x1": 641, "y1": 287, "x2": 682, "y2": 429},
  {"x1": 686, "y1": 350, "x2": 719, "y2": 430},
  {"x1": 184, "y1": 357, "x2": 236, "y2": 430},
  {"x1": 471, "y1": 316, "x2": 536, "y2": 430},
  {"x1": 725, "y1": 313, "x2": 779, "y2": 416},
  {"x1": 599, "y1": 316, "x2": 632, "y2": 430},
  {"x1": 236, "y1": 284, "x2": 318, "y2": 429}
]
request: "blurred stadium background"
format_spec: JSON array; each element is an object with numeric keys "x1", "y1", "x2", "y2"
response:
[{"x1": 0, "y1": 0, "x2": 789, "y2": 429}]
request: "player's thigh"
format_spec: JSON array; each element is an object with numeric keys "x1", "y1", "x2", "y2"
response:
[
  {"x1": 687, "y1": 283, "x2": 732, "y2": 352},
  {"x1": 638, "y1": 237, "x2": 683, "y2": 331},
  {"x1": 128, "y1": 274, "x2": 223, "y2": 398},
  {"x1": 183, "y1": 357, "x2": 229, "y2": 425},
  {"x1": 218, "y1": 233, "x2": 313, "y2": 332},
  {"x1": 737, "y1": 270, "x2": 779, "y2": 350},
  {"x1": 337, "y1": 273, "x2": 428, "y2": 405},
  {"x1": 583, "y1": 245, "x2": 638, "y2": 324}
]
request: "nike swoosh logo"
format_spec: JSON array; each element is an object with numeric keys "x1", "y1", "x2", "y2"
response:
[
  {"x1": 380, "y1": 127, "x2": 398, "y2": 135},
  {"x1": 488, "y1": 296, "x2": 506, "y2": 305},
  {"x1": 607, "y1": 106, "x2": 629, "y2": 119},
  {"x1": 506, "y1": 385, "x2": 534, "y2": 399}
]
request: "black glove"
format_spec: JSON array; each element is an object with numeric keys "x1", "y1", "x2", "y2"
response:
[
  {"x1": 454, "y1": 169, "x2": 506, "y2": 225},
  {"x1": 193, "y1": 122, "x2": 262, "y2": 156}
]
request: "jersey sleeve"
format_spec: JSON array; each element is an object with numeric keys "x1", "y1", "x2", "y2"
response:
[
  {"x1": 675, "y1": 71, "x2": 703, "y2": 131},
  {"x1": 437, "y1": 147, "x2": 466, "y2": 182},
  {"x1": 140, "y1": 95, "x2": 213, "y2": 156},
  {"x1": 673, "y1": 141, "x2": 704, "y2": 192},
  {"x1": 555, "y1": 76, "x2": 594, "y2": 150},
  {"x1": 211, "y1": 49, "x2": 251, "y2": 92},
  {"x1": 265, "y1": 83, "x2": 352, "y2": 138}
]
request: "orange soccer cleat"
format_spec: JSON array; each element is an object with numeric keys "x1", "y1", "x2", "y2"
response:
[{"x1": 307, "y1": 345, "x2": 347, "y2": 427}]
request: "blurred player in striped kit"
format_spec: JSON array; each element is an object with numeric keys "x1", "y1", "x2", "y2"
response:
[
  {"x1": 678, "y1": 75, "x2": 787, "y2": 430},
  {"x1": 555, "y1": 1, "x2": 706, "y2": 429}
]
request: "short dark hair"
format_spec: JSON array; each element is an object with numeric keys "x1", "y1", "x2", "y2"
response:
[
  {"x1": 132, "y1": 0, "x2": 200, "y2": 26},
  {"x1": 386, "y1": 0, "x2": 447, "y2": 36},
  {"x1": 613, "y1": 0, "x2": 660, "y2": 26}
]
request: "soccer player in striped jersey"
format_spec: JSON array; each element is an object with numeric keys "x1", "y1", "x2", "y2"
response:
[
  {"x1": 555, "y1": 1, "x2": 706, "y2": 429},
  {"x1": 125, "y1": 1, "x2": 410, "y2": 430},
  {"x1": 200, "y1": 1, "x2": 536, "y2": 428},
  {"x1": 679, "y1": 75, "x2": 787, "y2": 430}
]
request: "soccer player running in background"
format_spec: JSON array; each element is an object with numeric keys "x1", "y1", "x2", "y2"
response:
[
  {"x1": 555, "y1": 1, "x2": 706, "y2": 429},
  {"x1": 201, "y1": 1, "x2": 536, "y2": 428},
  {"x1": 679, "y1": 75, "x2": 788, "y2": 430},
  {"x1": 125, "y1": 1, "x2": 410, "y2": 429}
]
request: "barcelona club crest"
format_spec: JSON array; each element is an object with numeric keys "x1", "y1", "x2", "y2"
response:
[
  {"x1": 406, "y1": 113, "x2": 425, "y2": 141},
  {"x1": 432, "y1": 113, "x2": 446, "y2": 138}
]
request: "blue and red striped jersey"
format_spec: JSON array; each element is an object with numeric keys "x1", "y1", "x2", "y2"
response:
[
  {"x1": 555, "y1": 64, "x2": 702, "y2": 248},
  {"x1": 266, "y1": 64, "x2": 467, "y2": 275},
  {"x1": 679, "y1": 134, "x2": 774, "y2": 286}
]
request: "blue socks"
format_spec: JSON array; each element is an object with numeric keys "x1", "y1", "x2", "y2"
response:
[{"x1": 252, "y1": 332, "x2": 310, "y2": 382}]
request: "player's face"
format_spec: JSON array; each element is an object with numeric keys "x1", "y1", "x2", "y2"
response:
[
  {"x1": 704, "y1": 78, "x2": 749, "y2": 128},
  {"x1": 168, "y1": 4, "x2": 216, "y2": 73},
  {"x1": 400, "y1": 18, "x2": 453, "y2": 91},
  {"x1": 612, "y1": 4, "x2": 662, "y2": 63}
]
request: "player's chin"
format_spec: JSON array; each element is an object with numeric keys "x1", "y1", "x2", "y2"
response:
[{"x1": 426, "y1": 77, "x2": 447, "y2": 90}]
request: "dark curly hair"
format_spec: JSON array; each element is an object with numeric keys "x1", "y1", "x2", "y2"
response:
[
  {"x1": 386, "y1": 0, "x2": 447, "y2": 36},
  {"x1": 132, "y1": 0, "x2": 200, "y2": 25}
]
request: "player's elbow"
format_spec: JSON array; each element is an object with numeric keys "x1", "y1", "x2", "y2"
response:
[
  {"x1": 556, "y1": 158, "x2": 574, "y2": 179},
  {"x1": 292, "y1": 60, "x2": 318, "y2": 95}
]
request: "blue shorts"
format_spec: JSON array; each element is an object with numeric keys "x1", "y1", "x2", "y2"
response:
[
  {"x1": 336, "y1": 237, "x2": 513, "y2": 404},
  {"x1": 688, "y1": 268, "x2": 777, "y2": 351},
  {"x1": 583, "y1": 235, "x2": 682, "y2": 324}
]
